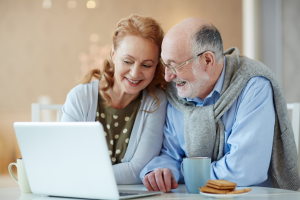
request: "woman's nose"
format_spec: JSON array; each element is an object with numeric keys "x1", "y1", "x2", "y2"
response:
[
  {"x1": 164, "y1": 67, "x2": 176, "y2": 82},
  {"x1": 130, "y1": 63, "x2": 141, "y2": 78}
]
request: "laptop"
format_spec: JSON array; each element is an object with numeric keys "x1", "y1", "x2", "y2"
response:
[{"x1": 14, "y1": 122, "x2": 163, "y2": 199}]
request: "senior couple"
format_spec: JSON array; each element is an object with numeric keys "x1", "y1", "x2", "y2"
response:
[{"x1": 61, "y1": 15, "x2": 300, "y2": 191}]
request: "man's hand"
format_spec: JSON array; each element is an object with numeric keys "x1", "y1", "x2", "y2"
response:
[{"x1": 142, "y1": 168, "x2": 178, "y2": 192}]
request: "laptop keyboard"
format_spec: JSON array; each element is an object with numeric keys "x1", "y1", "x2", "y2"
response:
[{"x1": 119, "y1": 192, "x2": 139, "y2": 196}]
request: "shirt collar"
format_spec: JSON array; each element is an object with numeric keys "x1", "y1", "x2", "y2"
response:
[{"x1": 186, "y1": 56, "x2": 226, "y2": 106}]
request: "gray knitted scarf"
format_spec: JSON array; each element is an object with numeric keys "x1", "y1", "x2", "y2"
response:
[{"x1": 166, "y1": 47, "x2": 300, "y2": 190}]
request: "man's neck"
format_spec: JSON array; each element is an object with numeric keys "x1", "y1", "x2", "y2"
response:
[{"x1": 196, "y1": 61, "x2": 224, "y2": 100}]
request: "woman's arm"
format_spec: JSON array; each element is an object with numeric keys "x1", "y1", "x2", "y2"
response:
[
  {"x1": 61, "y1": 88, "x2": 81, "y2": 122},
  {"x1": 112, "y1": 90, "x2": 167, "y2": 184}
]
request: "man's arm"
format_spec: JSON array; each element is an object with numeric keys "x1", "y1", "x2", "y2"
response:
[
  {"x1": 140, "y1": 103, "x2": 185, "y2": 191},
  {"x1": 211, "y1": 77, "x2": 275, "y2": 186}
]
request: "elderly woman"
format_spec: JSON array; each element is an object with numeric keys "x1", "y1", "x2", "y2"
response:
[{"x1": 61, "y1": 15, "x2": 167, "y2": 184}]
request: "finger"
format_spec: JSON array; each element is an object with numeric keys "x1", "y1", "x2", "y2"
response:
[
  {"x1": 162, "y1": 169, "x2": 172, "y2": 192},
  {"x1": 171, "y1": 173, "x2": 179, "y2": 189},
  {"x1": 155, "y1": 169, "x2": 166, "y2": 192},
  {"x1": 142, "y1": 175, "x2": 154, "y2": 191},
  {"x1": 148, "y1": 172, "x2": 160, "y2": 191}
]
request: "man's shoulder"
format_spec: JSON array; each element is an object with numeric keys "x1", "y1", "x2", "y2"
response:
[
  {"x1": 242, "y1": 76, "x2": 272, "y2": 94},
  {"x1": 166, "y1": 101, "x2": 183, "y2": 116},
  {"x1": 225, "y1": 48, "x2": 274, "y2": 81}
]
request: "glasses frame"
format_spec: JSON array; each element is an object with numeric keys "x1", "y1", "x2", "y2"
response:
[{"x1": 160, "y1": 50, "x2": 214, "y2": 74}]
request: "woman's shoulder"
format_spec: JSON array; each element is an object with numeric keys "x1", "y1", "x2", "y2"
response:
[
  {"x1": 63, "y1": 80, "x2": 99, "y2": 121},
  {"x1": 143, "y1": 87, "x2": 166, "y2": 102},
  {"x1": 68, "y1": 80, "x2": 99, "y2": 97}
]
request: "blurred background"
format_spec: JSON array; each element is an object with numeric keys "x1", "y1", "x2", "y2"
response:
[{"x1": 0, "y1": 0, "x2": 299, "y2": 187}]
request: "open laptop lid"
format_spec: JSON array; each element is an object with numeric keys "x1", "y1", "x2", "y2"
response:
[{"x1": 14, "y1": 122, "x2": 120, "y2": 199}]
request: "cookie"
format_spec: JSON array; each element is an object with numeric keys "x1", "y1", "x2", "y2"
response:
[
  {"x1": 199, "y1": 186, "x2": 233, "y2": 194},
  {"x1": 207, "y1": 179, "x2": 237, "y2": 187},
  {"x1": 206, "y1": 182, "x2": 236, "y2": 190},
  {"x1": 227, "y1": 188, "x2": 252, "y2": 194}
]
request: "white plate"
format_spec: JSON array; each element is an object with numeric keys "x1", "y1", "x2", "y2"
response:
[{"x1": 199, "y1": 191, "x2": 249, "y2": 199}]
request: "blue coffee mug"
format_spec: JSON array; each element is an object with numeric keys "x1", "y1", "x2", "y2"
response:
[{"x1": 181, "y1": 157, "x2": 211, "y2": 193}]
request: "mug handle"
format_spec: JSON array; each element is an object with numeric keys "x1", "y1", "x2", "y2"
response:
[
  {"x1": 8, "y1": 163, "x2": 18, "y2": 184},
  {"x1": 181, "y1": 162, "x2": 184, "y2": 174}
]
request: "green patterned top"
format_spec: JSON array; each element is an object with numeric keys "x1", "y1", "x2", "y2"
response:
[{"x1": 96, "y1": 92, "x2": 142, "y2": 164}]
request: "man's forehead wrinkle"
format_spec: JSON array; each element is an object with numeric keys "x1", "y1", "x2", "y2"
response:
[
  {"x1": 163, "y1": 30, "x2": 190, "y2": 59},
  {"x1": 162, "y1": 36, "x2": 189, "y2": 63}
]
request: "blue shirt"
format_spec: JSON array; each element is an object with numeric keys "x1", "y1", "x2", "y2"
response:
[{"x1": 140, "y1": 57, "x2": 275, "y2": 187}]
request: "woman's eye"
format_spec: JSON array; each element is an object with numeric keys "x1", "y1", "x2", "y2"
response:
[
  {"x1": 123, "y1": 60, "x2": 132, "y2": 64},
  {"x1": 143, "y1": 64, "x2": 151, "y2": 68}
]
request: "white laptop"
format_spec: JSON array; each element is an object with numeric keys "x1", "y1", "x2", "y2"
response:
[{"x1": 14, "y1": 122, "x2": 162, "y2": 199}]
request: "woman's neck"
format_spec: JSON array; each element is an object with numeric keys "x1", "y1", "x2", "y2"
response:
[
  {"x1": 109, "y1": 89, "x2": 141, "y2": 109},
  {"x1": 99, "y1": 79, "x2": 141, "y2": 109}
]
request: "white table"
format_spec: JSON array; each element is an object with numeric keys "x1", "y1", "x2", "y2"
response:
[{"x1": 1, "y1": 184, "x2": 300, "y2": 200}]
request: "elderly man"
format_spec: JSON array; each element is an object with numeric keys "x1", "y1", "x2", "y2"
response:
[{"x1": 140, "y1": 17, "x2": 300, "y2": 191}]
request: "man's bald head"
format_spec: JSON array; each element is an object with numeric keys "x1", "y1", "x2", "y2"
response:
[
  {"x1": 163, "y1": 18, "x2": 211, "y2": 56},
  {"x1": 162, "y1": 17, "x2": 223, "y2": 63},
  {"x1": 166, "y1": 17, "x2": 211, "y2": 41}
]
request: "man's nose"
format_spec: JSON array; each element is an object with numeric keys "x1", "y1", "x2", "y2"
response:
[{"x1": 165, "y1": 67, "x2": 176, "y2": 82}]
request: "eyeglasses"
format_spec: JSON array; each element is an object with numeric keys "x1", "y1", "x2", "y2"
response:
[{"x1": 160, "y1": 50, "x2": 214, "y2": 74}]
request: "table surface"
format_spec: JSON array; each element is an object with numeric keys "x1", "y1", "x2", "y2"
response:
[{"x1": 1, "y1": 184, "x2": 300, "y2": 200}]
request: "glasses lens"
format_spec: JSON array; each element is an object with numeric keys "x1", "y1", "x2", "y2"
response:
[{"x1": 160, "y1": 58, "x2": 177, "y2": 74}]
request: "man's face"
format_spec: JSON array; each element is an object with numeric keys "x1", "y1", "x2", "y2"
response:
[
  {"x1": 167, "y1": 61, "x2": 209, "y2": 99},
  {"x1": 162, "y1": 39, "x2": 209, "y2": 99}
]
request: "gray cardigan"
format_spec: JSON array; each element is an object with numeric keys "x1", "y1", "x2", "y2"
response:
[
  {"x1": 166, "y1": 47, "x2": 300, "y2": 190},
  {"x1": 61, "y1": 80, "x2": 167, "y2": 184}
]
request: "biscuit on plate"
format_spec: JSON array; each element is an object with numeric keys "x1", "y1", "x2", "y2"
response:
[
  {"x1": 199, "y1": 186, "x2": 233, "y2": 194},
  {"x1": 207, "y1": 179, "x2": 237, "y2": 187},
  {"x1": 206, "y1": 182, "x2": 235, "y2": 190},
  {"x1": 227, "y1": 188, "x2": 252, "y2": 194}
]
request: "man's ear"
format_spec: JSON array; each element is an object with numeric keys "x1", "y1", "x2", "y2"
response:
[{"x1": 204, "y1": 51, "x2": 215, "y2": 70}]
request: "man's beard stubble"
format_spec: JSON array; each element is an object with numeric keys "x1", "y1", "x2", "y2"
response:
[{"x1": 174, "y1": 64, "x2": 209, "y2": 99}]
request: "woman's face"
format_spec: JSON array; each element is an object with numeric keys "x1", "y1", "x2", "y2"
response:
[{"x1": 112, "y1": 35, "x2": 159, "y2": 96}]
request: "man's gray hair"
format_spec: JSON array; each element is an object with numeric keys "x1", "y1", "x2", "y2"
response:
[{"x1": 191, "y1": 25, "x2": 223, "y2": 63}]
